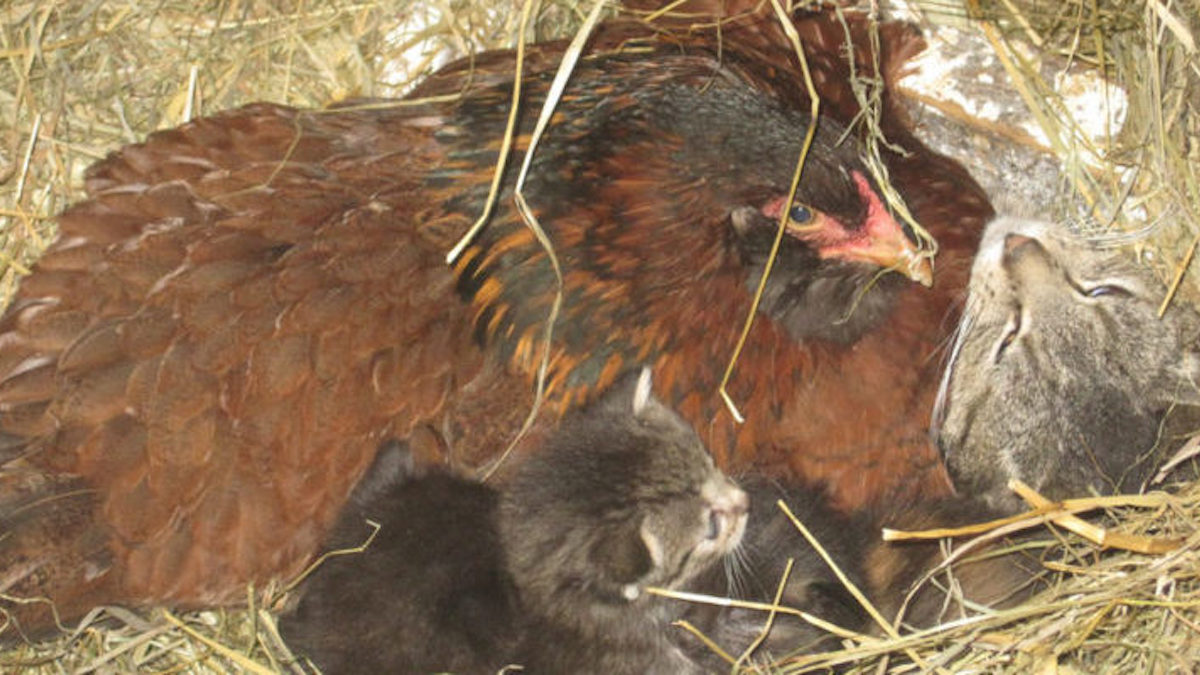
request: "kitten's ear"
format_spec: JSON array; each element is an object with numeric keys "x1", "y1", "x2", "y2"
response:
[
  {"x1": 1172, "y1": 350, "x2": 1200, "y2": 406},
  {"x1": 632, "y1": 366, "x2": 654, "y2": 417},
  {"x1": 349, "y1": 439, "x2": 415, "y2": 508},
  {"x1": 591, "y1": 519, "x2": 654, "y2": 595}
]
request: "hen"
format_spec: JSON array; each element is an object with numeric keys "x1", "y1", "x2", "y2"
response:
[{"x1": 0, "y1": 4, "x2": 990, "y2": 633}]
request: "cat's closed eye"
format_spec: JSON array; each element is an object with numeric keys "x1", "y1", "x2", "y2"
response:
[{"x1": 1081, "y1": 283, "x2": 1130, "y2": 298}]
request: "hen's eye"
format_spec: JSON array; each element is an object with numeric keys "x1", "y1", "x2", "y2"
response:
[
  {"x1": 788, "y1": 204, "x2": 813, "y2": 224},
  {"x1": 1084, "y1": 284, "x2": 1129, "y2": 298}
]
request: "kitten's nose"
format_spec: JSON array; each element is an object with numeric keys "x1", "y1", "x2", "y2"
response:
[{"x1": 728, "y1": 486, "x2": 749, "y2": 517}]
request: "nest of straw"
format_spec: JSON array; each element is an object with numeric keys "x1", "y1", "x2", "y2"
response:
[{"x1": 0, "y1": 0, "x2": 1197, "y2": 672}]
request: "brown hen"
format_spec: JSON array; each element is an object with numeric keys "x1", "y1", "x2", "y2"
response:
[{"x1": 0, "y1": 5, "x2": 990, "y2": 634}]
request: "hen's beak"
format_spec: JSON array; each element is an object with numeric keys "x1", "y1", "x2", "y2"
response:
[
  {"x1": 796, "y1": 172, "x2": 934, "y2": 287},
  {"x1": 808, "y1": 215, "x2": 934, "y2": 288}
]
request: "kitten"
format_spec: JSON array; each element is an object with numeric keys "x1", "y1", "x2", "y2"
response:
[
  {"x1": 498, "y1": 367, "x2": 748, "y2": 674},
  {"x1": 676, "y1": 484, "x2": 1047, "y2": 656},
  {"x1": 933, "y1": 216, "x2": 1200, "y2": 511},
  {"x1": 677, "y1": 476, "x2": 870, "y2": 668},
  {"x1": 280, "y1": 368, "x2": 747, "y2": 674},
  {"x1": 278, "y1": 440, "x2": 518, "y2": 674}
]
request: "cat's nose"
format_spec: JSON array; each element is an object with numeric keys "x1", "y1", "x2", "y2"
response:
[{"x1": 934, "y1": 430, "x2": 949, "y2": 461}]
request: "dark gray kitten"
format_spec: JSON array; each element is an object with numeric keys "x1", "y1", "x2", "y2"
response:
[
  {"x1": 673, "y1": 484, "x2": 1026, "y2": 661},
  {"x1": 933, "y1": 216, "x2": 1200, "y2": 511},
  {"x1": 278, "y1": 442, "x2": 516, "y2": 674},
  {"x1": 280, "y1": 368, "x2": 747, "y2": 674},
  {"x1": 677, "y1": 487, "x2": 1048, "y2": 657},
  {"x1": 677, "y1": 476, "x2": 870, "y2": 668},
  {"x1": 865, "y1": 496, "x2": 1050, "y2": 629}
]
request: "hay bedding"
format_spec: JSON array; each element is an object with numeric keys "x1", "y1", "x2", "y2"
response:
[{"x1": 1, "y1": 0, "x2": 1198, "y2": 672}]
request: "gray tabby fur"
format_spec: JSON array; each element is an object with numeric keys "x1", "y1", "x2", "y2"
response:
[{"x1": 933, "y1": 216, "x2": 1200, "y2": 511}]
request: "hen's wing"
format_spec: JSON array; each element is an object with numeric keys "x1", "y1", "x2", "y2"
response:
[{"x1": 0, "y1": 103, "x2": 485, "y2": 625}]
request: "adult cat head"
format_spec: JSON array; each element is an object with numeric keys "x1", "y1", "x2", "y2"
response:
[{"x1": 933, "y1": 216, "x2": 1200, "y2": 510}]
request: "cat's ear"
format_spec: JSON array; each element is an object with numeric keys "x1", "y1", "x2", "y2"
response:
[{"x1": 591, "y1": 519, "x2": 655, "y2": 599}]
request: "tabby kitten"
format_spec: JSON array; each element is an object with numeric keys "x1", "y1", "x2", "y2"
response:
[
  {"x1": 500, "y1": 367, "x2": 748, "y2": 674},
  {"x1": 280, "y1": 368, "x2": 748, "y2": 674},
  {"x1": 677, "y1": 476, "x2": 870, "y2": 668},
  {"x1": 933, "y1": 216, "x2": 1200, "y2": 511}
]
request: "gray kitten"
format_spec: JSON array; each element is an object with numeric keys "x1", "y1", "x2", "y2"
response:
[
  {"x1": 676, "y1": 476, "x2": 870, "y2": 667},
  {"x1": 933, "y1": 216, "x2": 1200, "y2": 511},
  {"x1": 279, "y1": 442, "x2": 516, "y2": 674},
  {"x1": 281, "y1": 368, "x2": 747, "y2": 674},
  {"x1": 500, "y1": 367, "x2": 748, "y2": 674}
]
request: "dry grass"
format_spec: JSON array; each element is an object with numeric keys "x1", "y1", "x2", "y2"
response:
[
  {"x1": 916, "y1": 0, "x2": 1200, "y2": 297},
  {"x1": 774, "y1": 480, "x2": 1200, "y2": 673},
  {"x1": 0, "y1": 0, "x2": 1198, "y2": 672}
]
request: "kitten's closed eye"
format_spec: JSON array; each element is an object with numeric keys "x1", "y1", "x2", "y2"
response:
[{"x1": 704, "y1": 509, "x2": 721, "y2": 540}]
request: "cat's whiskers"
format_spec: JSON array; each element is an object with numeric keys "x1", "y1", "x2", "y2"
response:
[{"x1": 931, "y1": 301, "x2": 977, "y2": 436}]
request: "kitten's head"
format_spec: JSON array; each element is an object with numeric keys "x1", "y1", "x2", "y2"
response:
[
  {"x1": 500, "y1": 368, "x2": 748, "y2": 631},
  {"x1": 933, "y1": 216, "x2": 1200, "y2": 511}
]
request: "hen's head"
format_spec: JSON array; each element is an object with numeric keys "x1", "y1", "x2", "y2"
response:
[{"x1": 441, "y1": 46, "x2": 934, "y2": 394}]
